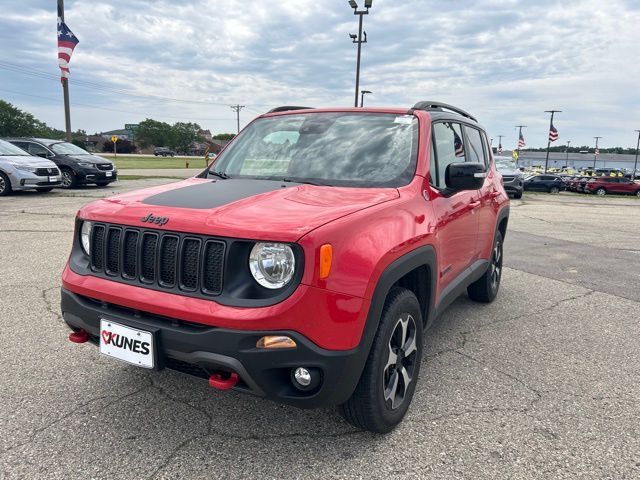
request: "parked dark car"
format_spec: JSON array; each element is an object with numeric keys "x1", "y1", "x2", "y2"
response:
[
  {"x1": 4, "y1": 138, "x2": 117, "y2": 188},
  {"x1": 154, "y1": 147, "x2": 176, "y2": 157},
  {"x1": 523, "y1": 174, "x2": 565, "y2": 194}
]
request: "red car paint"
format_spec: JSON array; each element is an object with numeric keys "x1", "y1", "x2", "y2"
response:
[{"x1": 62, "y1": 107, "x2": 509, "y2": 352}]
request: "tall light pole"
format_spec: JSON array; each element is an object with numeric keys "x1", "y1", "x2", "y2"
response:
[
  {"x1": 633, "y1": 130, "x2": 640, "y2": 180},
  {"x1": 544, "y1": 110, "x2": 561, "y2": 173},
  {"x1": 515, "y1": 125, "x2": 526, "y2": 166},
  {"x1": 360, "y1": 89, "x2": 372, "y2": 107},
  {"x1": 593, "y1": 136, "x2": 602, "y2": 169},
  {"x1": 230, "y1": 104, "x2": 245, "y2": 134},
  {"x1": 348, "y1": 0, "x2": 372, "y2": 108},
  {"x1": 566, "y1": 140, "x2": 571, "y2": 165}
]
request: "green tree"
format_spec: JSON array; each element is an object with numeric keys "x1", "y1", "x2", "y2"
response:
[
  {"x1": 212, "y1": 133, "x2": 235, "y2": 141},
  {"x1": 136, "y1": 118, "x2": 174, "y2": 148},
  {"x1": 0, "y1": 99, "x2": 64, "y2": 138},
  {"x1": 170, "y1": 122, "x2": 201, "y2": 153}
]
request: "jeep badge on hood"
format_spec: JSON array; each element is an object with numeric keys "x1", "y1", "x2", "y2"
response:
[{"x1": 141, "y1": 213, "x2": 169, "y2": 226}]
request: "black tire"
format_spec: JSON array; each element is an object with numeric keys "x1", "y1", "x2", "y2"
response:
[
  {"x1": 468, "y1": 230, "x2": 503, "y2": 303},
  {"x1": 60, "y1": 168, "x2": 77, "y2": 188},
  {"x1": 549, "y1": 186, "x2": 560, "y2": 194},
  {"x1": 35, "y1": 188, "x2": 53, "y2": 193},
  {"x1": 339, "y1": 287, "x2": 423, "y2": 433},
  {"x1": 0, "y1": 171, "x2": 12, "y2": 196},
  {"x1": 513, "y1": 191, "x2": 523, "y2": 199}
]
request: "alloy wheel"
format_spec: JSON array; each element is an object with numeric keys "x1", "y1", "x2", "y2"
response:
[
  {"x1": 597, "y1": 188, "x2": 606, "y2": 196},
  {"x1": 490, "y1": 239, "x2": 503, "y2": 291},
  {"x1": 383, "y1": 313, "x2": 418, "y2": 410},
  {"x1": 61, "y1": 171, "x2": 72, "y2": 188},
  {"x1": 0, "y1": 176, "x2": 5, "y2": 194}
]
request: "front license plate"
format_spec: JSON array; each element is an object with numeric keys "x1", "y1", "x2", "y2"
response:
[
  {"x1": 99, "y1": 319, "x2": 154, "y2": 368},
  {"x1": 105, "y1": 171, "x2": 113, "y2": 177},
  {"x1": 49, "y1": 176, "x2": 60, "y2": 182}
]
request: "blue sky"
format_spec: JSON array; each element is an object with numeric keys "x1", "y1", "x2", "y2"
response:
[{"x1": 1, "y1": 0, "x2": 639, "y2": 148}]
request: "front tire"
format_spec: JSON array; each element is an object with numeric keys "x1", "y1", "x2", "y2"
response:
[
  {"x1": 0, "y1": 172, "x2": 12, "y2": 196},
  {"x1": 513, "y1": 190, "x2": 523, "y2": 199},
  {"x1": 468, "y1": 230, "x2": 503, "y2": 303},
  {"x1": 549, "y1": 186, "x2": 560, "y2": 194},
  {"x1": 60, "y1": 168, "x2": 77, "y2": 188},
  {"x1": 339, "y1": 287, "x2": 423, "y2": 433},
  {"x1": 596, "y1": 187, "x2": 606, "y2": 196}
]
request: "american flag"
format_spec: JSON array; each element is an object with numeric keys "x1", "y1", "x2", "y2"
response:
[
  {"x1": 498, "y1": 142, "x2": 503, "y2": 154},
  {"x1": 518, "y1": 131, "x2": 526, "y2": 148},
  {"x1": 549, "y1": 122, "x2": 559, "y2": 142},
  {"x1": 57, "y1": 17, "x2": 79, "y2": 80},
  {"x1": 453, "y1": 130, "x2": 465, "y2": 157},
  {"x1": 595, "y1": 147, "x2": 600, "y2": 156}
]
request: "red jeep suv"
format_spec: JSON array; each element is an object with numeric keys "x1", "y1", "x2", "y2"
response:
[{"x1": 61, "y1": 102, "x2": 509, "y2": 432}]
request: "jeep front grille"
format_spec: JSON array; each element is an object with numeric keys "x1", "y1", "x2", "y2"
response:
[{"x1": 89, "y1": 223, "x2": 225, "y2": 296}]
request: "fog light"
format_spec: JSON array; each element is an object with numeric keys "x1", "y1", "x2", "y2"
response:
[
  {"x1": 294, "y1": 367, "x2": 311, "y2": 387},
  {"x1": 256, "y1": 336, "x2": 296, "y2": 349}
]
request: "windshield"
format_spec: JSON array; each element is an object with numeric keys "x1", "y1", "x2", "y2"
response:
[
  {"x1": 0, "y1": 139, "x2": 30, "y2": 156},
  {"x1": 209, "y1": 112, "x2": 418, "y2": 187},
  {"x1": 50, "y1": 142, "x2": 91, "y2": 155}
]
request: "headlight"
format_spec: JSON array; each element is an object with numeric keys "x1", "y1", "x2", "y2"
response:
[
  {"x1": 80, "y1": 221, "x2": 92, "y2": 255},
  {"x1": 10, "y1": 163, "x2": 36, "y2": 172},
  {"x1": 249, "y1": 242, "x2": 295, "y2": 289}
]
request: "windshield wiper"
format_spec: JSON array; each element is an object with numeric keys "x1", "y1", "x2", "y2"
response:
[
  {"x1": 282, "y1": 178, "x2": 329, "y2": 187},
  {"x1": 209, "y1": 170, "x2": 231, "y2": 180}
]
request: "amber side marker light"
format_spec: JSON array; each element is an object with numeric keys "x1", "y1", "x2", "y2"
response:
[
  {"x1": 256, "y1": 336, "x2": 297, "y2": 349},
  {"x1": 319, "y1": 244, "x2": 333, "y2": 279}
]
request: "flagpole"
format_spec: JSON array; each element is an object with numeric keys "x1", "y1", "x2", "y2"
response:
[
  {"x1": 58, "y1": 0, "x2": 72, "y2": 141},
  {"x1": 544, "y1": 110, "x2": 561, "y2": 173},
  {"x1": 592, "y1": 136, "x2": 602, "y2": 169},
  {"x1": 515, "y1": 125, "x2": 526, "y2": 166}
]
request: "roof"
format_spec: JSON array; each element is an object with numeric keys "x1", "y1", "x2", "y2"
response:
[{"x1": 3, "y1": 137, "x2": 66, "y2": 145}]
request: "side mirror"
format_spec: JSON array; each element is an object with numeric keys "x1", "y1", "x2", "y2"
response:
[{"x1": 445, "y1": 162, "x2": 486, "y2": 190}]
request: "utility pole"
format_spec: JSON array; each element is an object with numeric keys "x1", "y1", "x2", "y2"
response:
[
  {"x1": 544, "y1": 110, "x2": 561, "y2": 173},
  {"x1": 633, "y1": 130, "x2": 640, "y2": 180},
  {"x1": 230, "y1": 104, "x2": 245, "y2": 134},
  {"x1": 566, "y1": 140, "x2": 571, "y2": 164},
  {"x1": 57, "y1": 0, "x2": 72, "y2": 141},
  {"x1": 497, "y1": 135, "x2": 504, "y2": 153},
  {"x1": 349, "y1": 1, "x2": 372, "y2": 108},
  {"x1": 515, "y1": 125, "x2": 526, "y2": 166},
  {"x1": 593, "y1": 136, "x2": 602, "y2": 169},
  {"x1": 360, "y1": 89, "x2": 372, "y2": 107}
]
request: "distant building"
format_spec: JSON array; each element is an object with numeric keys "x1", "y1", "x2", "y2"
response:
[{"x1": 100, "y1": 129, "x2": 132, "y2": 141}]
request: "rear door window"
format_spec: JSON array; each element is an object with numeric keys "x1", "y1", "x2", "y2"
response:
[
  {"x1": 463, "y1": 126, "x2": 486, "y2": 165},
  {"x1": 27, "y1": 142, "x2": 50, "y2": 157}
]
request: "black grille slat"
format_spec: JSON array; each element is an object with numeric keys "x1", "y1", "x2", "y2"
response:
[
  {"x1": 202, "y1": 241, "x2": 224, "y2": 294},
  {"x1": 122, "y1": 231, "x2": 139, "y2": 279},
  {"x1": 96, "y1": 164, "x2": 113, "y2": 171},
  {"x1": 140, "y1": 234, "x2": 158, "y2": 283},
  {"x1": 105, "y1": 228, "x2": 121, "y2": 275},
  {"x1": 159, "y1": 236, "x2": 179, "y2": 286},
  {"x1": 35, "y1": 167, "x2": 60, "y2": 176},
  {"x1": 90, "y1": 225, "x2": 106, "y2": 271},
  {"x1": 180, "y1": 239, "x2": 201, "y2": 291},
  {"x1": 87, "y1": 223, "x2": 226, "y2": 298}
]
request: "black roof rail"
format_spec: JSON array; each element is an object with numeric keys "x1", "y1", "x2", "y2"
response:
[
  {"x1": 267, "y1": 106, "x2": 314, "y2": 113},
  {"x1": 410, "y1": 101, "x2": 477, "y2": 122}
]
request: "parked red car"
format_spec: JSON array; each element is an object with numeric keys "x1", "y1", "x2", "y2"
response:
[
  {"x1": 61, "y1": 102, "x2": 509, "y2": 432},
  {"x1": 584, "y1": 176, "x2": 640, "y2": 196}
]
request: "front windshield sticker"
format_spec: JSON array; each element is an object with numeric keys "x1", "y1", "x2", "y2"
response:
[{"x1": 394, "y1": 116, "x2": 414, "y2": 125}]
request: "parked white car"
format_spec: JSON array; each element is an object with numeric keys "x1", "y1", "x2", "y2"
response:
[{"x1": 0, "y1": 139, "x2": 62, "y2": 196}]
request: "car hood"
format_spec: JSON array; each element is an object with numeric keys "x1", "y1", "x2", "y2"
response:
[
  {"x1": 1, "y1": 155, "x2": 58, "y2": 168},
  {"x1": 496, "y1": 167, "x2": 522, "y2": 176},
  {"x1": 79, "y1": 178, "x2": 400, "y2": 242}
]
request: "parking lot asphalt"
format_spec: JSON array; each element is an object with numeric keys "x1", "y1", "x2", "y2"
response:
[{"x1": 1, "y1": 183, "x2": 638, "y2": 479}]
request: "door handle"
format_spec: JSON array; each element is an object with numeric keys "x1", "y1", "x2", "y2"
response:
[
  {"x1": 490, "y1": 191, "x2": 501, "y2": 198},
  {"x1": 469, "y1": 201, "x2": 481, "y2": 209}
]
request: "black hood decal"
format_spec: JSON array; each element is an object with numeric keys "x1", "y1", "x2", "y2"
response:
[{"x1": 142, "y1": 179, "x2": 292, "y2": 209}]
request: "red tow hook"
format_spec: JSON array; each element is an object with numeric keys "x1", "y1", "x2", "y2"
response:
[
  {"x1": 68, "y1": 329, "x2": 89, "y2": 343},
  {"x1": 208, "y1": 372, "x2": 239, "y2": 390}
]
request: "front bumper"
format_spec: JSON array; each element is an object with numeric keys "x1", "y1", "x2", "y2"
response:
[
  {"x1": 502, "y1": 178, "x2": 524, "y2": 194},
  {"x1": 61, "y1": 288, "x2": 365, "y2": 408},
  {"x1": 10, "y1": 170, "x2": 62, "y2": 190},
  {"x1": 77, "y1": 168, "x2": 118, "y2": 184}
]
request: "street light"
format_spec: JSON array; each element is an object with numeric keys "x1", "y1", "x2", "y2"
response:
[
  {"x1": 566, "y1": 140, "x2": 571, "y2": 164},
  {"x1": 633, "y1": 130, "x2": 640, "y2": 180},
  {"x1": 360, "y1": 89, "x2": 372, "y2": 107},
  {"x1": 593, "y1": 136, "x2": 602, "y2": 169},
  {"x1": 348, "y1": 0, "x2": 372, "y2": 108}
]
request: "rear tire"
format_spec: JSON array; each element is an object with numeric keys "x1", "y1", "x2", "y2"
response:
[
  {"x1": 549, "y1": 186, "x2": 560, "y2": 194},
  {"x1": 339, "y1": 287, "x2": 423, "y2": 433},
  {"x1": 468, "y1": 230, "x2": 503, "y2": 303},
  {"x1": 596, "y1": 187, "x2": 606, "y2": 196},
  {"x1": 0, "y1": 171, "x2": 12, "y2": 196}
]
